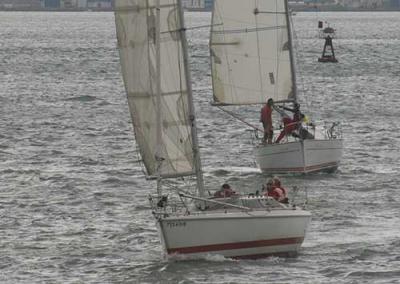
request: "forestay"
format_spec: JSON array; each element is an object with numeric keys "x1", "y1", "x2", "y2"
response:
[
  {"x1": 210, "y1": 0, "x2": 294, "y2": 105},
  {"x1": 115, "y1": 0, "x2": 195, "y2": 178}
]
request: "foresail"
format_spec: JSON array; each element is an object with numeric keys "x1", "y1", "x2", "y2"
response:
[
  {"x1": 115, "y1": 0, "x2": 195, "y2": 178},
  {"x1": 210, "y1": 0, "x2": 294, "y2": 105}
]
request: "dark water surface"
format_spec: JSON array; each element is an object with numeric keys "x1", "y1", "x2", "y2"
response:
[{"x1": 1, "y1": 11, "x2": 400, "y2": 283}]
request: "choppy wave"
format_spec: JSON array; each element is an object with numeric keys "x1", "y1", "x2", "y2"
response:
[{"x1": 1, "y1": 11, "x2": 400, "y2": 284}]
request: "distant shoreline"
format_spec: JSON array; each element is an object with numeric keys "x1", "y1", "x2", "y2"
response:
[
  {"x1": 0, "y1": 8, "x2": 112, "y2": 12},
  {"x1": 1, "y1": 8, "x2": 400, "y2": 12}
]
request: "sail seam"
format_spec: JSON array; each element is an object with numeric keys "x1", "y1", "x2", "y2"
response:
[{"x1": 212, "y1": 25, "x2": 286, "y2": 34}]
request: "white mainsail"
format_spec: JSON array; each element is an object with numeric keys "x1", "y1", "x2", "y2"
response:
[
  {"x1": 115, "y1": 0, "x2": 195, "y2": 178},
  {"x1": 210, "y1": 0, "x2": 294, "y2": 105}
]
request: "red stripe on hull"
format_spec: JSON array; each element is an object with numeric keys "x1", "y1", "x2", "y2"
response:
[
  {"x1": 305, "y1": 162, "x2": 338, "y2": 171},
  {"x1": 261, "y1": 161, "x2": 338, "y2": 173},
  {"x1": 167, "y1": 237, "x2": 304, "y2": 255}
]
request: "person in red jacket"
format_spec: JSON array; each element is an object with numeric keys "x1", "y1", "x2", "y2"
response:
[
  {"x1": 272, "y1": 176, "x2": 289, "y2": 204},
  {"x1": 275, "y1": 103, "x2": 304, "y2": 143},
  {"x1": 263, "y1": 178, "x2": 288, "y2": 203},
  {"x1": 260, "y1": 98, "x2": 274, "y2": 144}
]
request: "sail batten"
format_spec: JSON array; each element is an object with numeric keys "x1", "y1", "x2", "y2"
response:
[
  {"x1": 210, "y1": 0, "x2": 293, "y2": 105},
  {"x1": 115, "y1": 0, "x2": 195, "y2": 178}
]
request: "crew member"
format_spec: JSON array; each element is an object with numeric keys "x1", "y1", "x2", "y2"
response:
[
  {"x1": 272, "y1": 176, "x2": 289, "y2": 204},
  {"x1": 263, "y1": 178, "x2": 287, "y2": 203},
  {"x1": 214, "y1": 183, "x2": 237, "y2": 198},
  {"x1": 275, "y1": 103, "x2": 304, "y2": 143},
  {"x1": 260, "y1": 98, "x2": 274, "y2": 144}
]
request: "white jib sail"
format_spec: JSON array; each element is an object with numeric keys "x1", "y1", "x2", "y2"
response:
[
  {"x1": 210, "y1": 0, "x2": 294, "y2": 105},
  {"x1": 115, "y1": 0, "x2": 195, "y2": 178}
]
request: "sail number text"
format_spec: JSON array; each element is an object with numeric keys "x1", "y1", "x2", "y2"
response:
[{"x1": 166, "y1": 221, "x2": 186, "y2": 228}]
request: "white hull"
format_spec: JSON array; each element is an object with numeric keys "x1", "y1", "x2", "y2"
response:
[
  {"x1": 157, "y1": 208, "x2": 311, "y2": 259},
  {"x1": 255, "y1": 139, "x2": 343, "y2": 174}
]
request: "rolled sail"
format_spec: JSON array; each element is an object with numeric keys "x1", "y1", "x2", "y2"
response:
[
  {"x1": 210, "y1": 0, "x2": 294, "y2": 105},
  {"x1": 115, "y1": 0, "x2": 195, "y2": 178}
]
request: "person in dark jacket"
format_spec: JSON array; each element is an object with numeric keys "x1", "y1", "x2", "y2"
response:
[{"x1": 214, "y1": 183, "x2": 237, "y2": 198}]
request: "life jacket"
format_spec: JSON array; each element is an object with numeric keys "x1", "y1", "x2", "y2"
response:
[
  {"x1": 278, "y1": 186, "x2": 287, "y2": 199},
  {"x1": 266, "y1": 187, "x2": 285, "y2": 201}
]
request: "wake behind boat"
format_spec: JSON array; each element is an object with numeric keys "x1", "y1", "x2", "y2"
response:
[
  {"x1": 114, "y1": 0, "x2": 311, "y2": 259},
  {"x1": 210, "y1": 0, "x2": 343, "y2": 174}
]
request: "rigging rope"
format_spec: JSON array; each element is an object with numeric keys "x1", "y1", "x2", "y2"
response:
[
  {"x1": 274, "y1": 0, "x2": 280, "y2": 102},
  {"x1": 290, "y1": 13, "x2": 312, "y2": 117},
  {"x1": 254, "y1": 0, "x2": 265, "y2": 101}
]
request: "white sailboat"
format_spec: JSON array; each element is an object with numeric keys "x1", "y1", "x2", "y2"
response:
[
  {"x1": 210, "y1": 0, "x2": 343, "y2": 174},
  {"x1": 114, "y1": 0, "x2": 311, "y2": 259}
]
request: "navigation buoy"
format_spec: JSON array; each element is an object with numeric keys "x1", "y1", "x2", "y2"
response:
[
  {"x1": 318, "y1": 21, "x2": 338, "y2": 63},
  {"x1": 318, "y1": 35, "x2": 338, "y2": 63}
]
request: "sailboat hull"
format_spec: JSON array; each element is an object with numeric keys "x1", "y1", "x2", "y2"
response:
[
  {"x1": 157, "y1": 209, "x2": 311, "y2": 259},
  {"x1": 255, "y1": 139, "x2": 343, "y2": 174}
]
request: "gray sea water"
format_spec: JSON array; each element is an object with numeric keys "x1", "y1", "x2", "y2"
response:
[{"x1": 1, "y1": 11, "x2": 400, "y2": 283}]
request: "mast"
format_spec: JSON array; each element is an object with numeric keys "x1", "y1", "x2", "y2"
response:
[
  {"x1": 176, "y1": 0, "x2": 205, "y2": 197},
  {"x1": 155, "y1": 0, "x2": 163, "y2": 195},
  {"x1": 284, "y1": 0, "x2": 298, "y2": 102},
  {"x1": 209, "y1": 0, "x2": 217, "y2": 104}
]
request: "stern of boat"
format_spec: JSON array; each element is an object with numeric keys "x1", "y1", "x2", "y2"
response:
[{"x1": 303, "y1": 138, "x2": 343, "y2": 173}]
